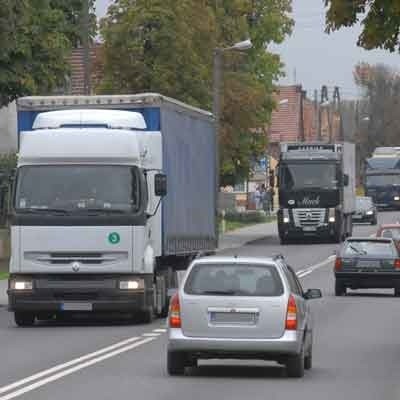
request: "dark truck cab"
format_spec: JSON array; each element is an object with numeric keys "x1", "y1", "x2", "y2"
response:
[{"x1": 275, "y1": 143, "x2": 355, "y2": 244}]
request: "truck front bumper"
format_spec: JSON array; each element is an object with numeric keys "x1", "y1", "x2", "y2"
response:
[
  {"x1": 7, "y1": 274, "x2": 153, "y2": 313},
  {"x1": 279, "y1": 223, "x2": 335, "y2": 239}
]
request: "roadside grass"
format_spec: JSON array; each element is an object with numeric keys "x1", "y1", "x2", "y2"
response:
[
  {"x1": 220, "y1": 215, "x2": 276, "y2": 233},
  {"x1": 0, "y1": 271, "x2": 9, "y2": 280}
]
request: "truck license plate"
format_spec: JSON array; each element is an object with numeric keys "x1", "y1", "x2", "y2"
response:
[
  {"x1": 303, "y1": 226, "x2": 316, "y2": 232},
  {"x1": 61, "y1": 302, "x2": 93, "y2": 311}
]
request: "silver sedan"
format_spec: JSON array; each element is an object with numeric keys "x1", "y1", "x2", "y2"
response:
[{"x1": 167, "y1": 256, "x2": 322, "y2": 378}]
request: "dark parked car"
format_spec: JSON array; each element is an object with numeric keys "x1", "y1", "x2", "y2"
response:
[
  {"x1": 334, "y1": 237, "x2": 400, "y2": 296},
  {"x1": 352, "y1": 196, "x2": 377, "y2": 225}
]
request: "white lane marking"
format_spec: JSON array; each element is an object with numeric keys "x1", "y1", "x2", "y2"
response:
[
  {"x1": 0, "y1": 336, "x2": 142, "y2": 395},
  {"x1": 0, "y1": 337, "x2": 156, "y2": 400},
  {"x1": 142, "y1": 332, "x2": 160, "y2": 337},
  {"x1": 297, "y1": 255, "x2": 335, "y2": 279},
  {"x1": 152, "y1": 328, "x2": 167, "y2": 333}
]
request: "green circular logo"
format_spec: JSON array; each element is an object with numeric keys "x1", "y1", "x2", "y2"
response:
[{"x1": 108, "y1": 232, "x2": 120, "y2": 244}]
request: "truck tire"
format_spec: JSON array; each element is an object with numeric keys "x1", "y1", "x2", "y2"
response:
[
  {"x1": 140, "y1": 306, "x2": 154, "y2": 324},
  {"x1": 286, "y1": 345, "x2": 305, "y2": 378},
  {"x1": 335, "y1": 280, "x2": 346, "y2": 296},
  {"x1": 167, "y1": 351, "x2": 186, "y2": 375},
  {"x1": 15, "y1": 312, "x2": 35, "y2": 327}
]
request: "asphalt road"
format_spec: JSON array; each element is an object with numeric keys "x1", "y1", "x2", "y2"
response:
[{"x1": 1, "y1": 211, "x2": 400, "y2": 400}]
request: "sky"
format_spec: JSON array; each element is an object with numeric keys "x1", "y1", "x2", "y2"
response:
[{"x1": 95, "y1": 0, "x2": 399, "y2": 99}]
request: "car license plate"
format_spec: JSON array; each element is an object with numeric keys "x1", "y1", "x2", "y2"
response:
[
  {"x1": 60, "y1": 302, "x2": 92, "y2": 311},
  {"x1": 209, "y1": 311, "x2": 258, "y2": 325},
  {"x1": 303, "y1": 226, "x2": 316, "y2": 232},
  {"x1": 357, "y1": 260, "x2": 380, "y2": 269}
]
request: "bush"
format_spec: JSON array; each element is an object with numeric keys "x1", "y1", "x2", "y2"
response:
[{"x1": 221, "y1": 210, "x2": 268, "y2": 223}]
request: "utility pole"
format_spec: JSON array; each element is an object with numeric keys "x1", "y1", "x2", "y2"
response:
[
  {"x1": 333, "y1": 86, "x2": 344, "y2": 141},
  {"x1": 82, "y1": 0, "x2": 91, "y2": 95}
]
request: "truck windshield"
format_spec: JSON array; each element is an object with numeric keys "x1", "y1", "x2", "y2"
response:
[
  {"x1": 366, "y1": 175, "x2": 400, "y2": 186},
  {"x1": 280, "y1": 163, "x2": 338, "y2": 190},
  {"x1": 15, "y1": 165, "x2": 141, "y2": 213}
]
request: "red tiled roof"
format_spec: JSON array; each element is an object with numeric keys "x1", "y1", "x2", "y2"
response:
[
  {"x1": 268, "y1": 85, "x2": 303, "y2": 143},
  {"x1": 68, "y1": 45, "x2": 103, "y2": 95}
]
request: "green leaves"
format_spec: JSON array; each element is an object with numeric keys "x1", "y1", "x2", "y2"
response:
[
  {"x1": 325, "y1": 0, "x2": 400, "y2": 52},
  {"x1": 99, "y1": 0, "x2": 293, "y2": 186},
  {"x1": 0, "y1": 0, "x2": 95, "y2": 107}
]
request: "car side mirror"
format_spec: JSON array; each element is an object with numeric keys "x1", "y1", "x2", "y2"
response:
[
  {"x1": 304, "y1": 288, "x2": 322, "y2": 300},
  {"x1": 343, "y1": 174, "x2": 349, "y2": 187},
  {"x1": 154, "y1": 173, "x2": 167, "y2": 197}
]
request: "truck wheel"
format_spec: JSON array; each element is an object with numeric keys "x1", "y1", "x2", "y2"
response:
[
  {"x1": 167, "y1": 351, "x2": 186, "y2": 375},
  {"x1": 394, "y1": 287, "x2": 400, "y2": 297},
  {"x1": 335, "y1": 280, "x2": 346, "y2": 296},
  {"x1": 286, "y1": 346, "x2": 305, "y2": 378},
  {"x1": 140, "y1": 307, "x2": 154, "y2": 324},
  {"x1": 371, "y1": 217, "x2": 378, "y2": 226},
  {"x1": 15, "y1": 312, "x2": 35, "y2": 327}
]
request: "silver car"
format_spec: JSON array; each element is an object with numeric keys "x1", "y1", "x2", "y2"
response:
[{"x1": 167, "y1": 256, "x2": 322, "y2": 378}]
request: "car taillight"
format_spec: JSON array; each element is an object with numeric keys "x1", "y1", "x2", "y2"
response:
[
  {"x1": 285, "y1": 294, "x2": 297, "y2": 331},
  {"x1": 394, "y1": 259, "x2": 400, "y2": 269},
  {"x1": 169, "y1": 293, "x2": 181, "y2": 328},
  {"x1": 334, "y1": 257, "x2": 343, "y2": 271}
]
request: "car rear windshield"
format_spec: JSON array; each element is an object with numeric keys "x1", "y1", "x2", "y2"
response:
[
  {"x1": 184, "y1": 263, "x2": 284, "y2": 297},
  {"x1": 344, "y1": 241, "x2": 395, "y2": 257},
  {"x1": 381, "y1": 228, "x2": 400, "y2": 240}
]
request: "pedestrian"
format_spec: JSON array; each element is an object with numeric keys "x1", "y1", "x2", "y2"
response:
[
  {"x1": 270, "y1": 188, "x2": 275, "y2": 212},
  {"x1": 263, "y1": 186, "x2": 271, "y2": 214}
]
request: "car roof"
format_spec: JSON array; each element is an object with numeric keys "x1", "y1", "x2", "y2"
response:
[
  {"x1": 346, "y1": 237, "x2": 393, "y2": 243},
  {"x1": 379, "y1": 224, "x2": 400, "y2": 229},
  {"x1": 192, "y1": 256, "x2": 280, "y2": 266}
]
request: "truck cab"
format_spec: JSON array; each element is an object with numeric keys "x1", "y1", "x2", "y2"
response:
[
  {"x1": 277, "y1": 143, "x2": 355, "y2": 244},
  {"x1": 8, "y1": 109, "x2": 166, "y2": 326}
]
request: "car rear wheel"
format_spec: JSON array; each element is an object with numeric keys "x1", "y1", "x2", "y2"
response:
[
  {"x1": 167, "y1": 351, "x2": 186, "y2": 376},
  {"x1": 14, "y1": 312, "x2": 35, "y2": 327},
  {"x1": 335, "y1": 280, "x2": 346, "y2": 296},
  {"x1": 286, "y1": 346, "x2": 305, "y2": 378}
]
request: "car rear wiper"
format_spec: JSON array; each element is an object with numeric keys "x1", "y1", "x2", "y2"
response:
[
  {"x1": 349, "y1": 244, "x2": 367, "y2": 255},
  {"x1": 200, "y1": 290, "x2": 237, "y2": 295}
]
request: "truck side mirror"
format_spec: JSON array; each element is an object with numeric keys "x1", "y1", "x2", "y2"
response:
[
  {"x1": 154, "y1": 173, "x2": 167, "y2": 197},
  {"x1": 269, "y1": 170, "x2": 275, "y2": 188},
  {"x1": 343, "y1": 174, "x2": 349, "y2": 187}
]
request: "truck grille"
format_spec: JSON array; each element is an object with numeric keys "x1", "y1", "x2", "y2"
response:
[
  {"x1": 24, "y1": 252, "x2": 128, "y2": 266},
  {"x1": 293, "y1": 209, "x2": 326, "y2": 227}
]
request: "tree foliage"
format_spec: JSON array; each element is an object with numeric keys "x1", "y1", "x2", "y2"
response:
[
  {"x1": 325, "y1": 0, "x2": 400, "y2": 52},
  {"x1": 100, "y1": 0, "x2": 293, "y2": 186},
  {"x1": 354, "y1": 63, "x2": 400, "y2": 163},
  {"x1": 0, "y1": 0, "x2": 96, "y2": 107}
]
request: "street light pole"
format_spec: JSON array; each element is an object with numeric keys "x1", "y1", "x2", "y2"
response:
[
  {"x1": 213, "y1": 48, "x2": 222, "y2": 246},
  {"x1": 212, "y1": 39, "x2": 252, "y2": 244}
]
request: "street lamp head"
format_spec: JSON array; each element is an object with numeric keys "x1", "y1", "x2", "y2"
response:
[{"x1": 230, "y1": 39, "x2": 253, "y2": 52}]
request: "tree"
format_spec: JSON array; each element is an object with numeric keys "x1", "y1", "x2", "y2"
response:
[
  {"x1": 0, "y1": 0, "x2": 96, "y2": 108},
  {"x1": 325, "y1": 0, "x2": 400, "y2": 52},
  {"x1": 100, "y1": 0, "x2": 293, "y2": 185},
  {"x1": 353, "y1": 63, "x2": 400, "y2": 163}
]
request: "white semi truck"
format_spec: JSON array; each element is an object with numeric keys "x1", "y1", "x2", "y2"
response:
[{"x1": 7, "y1": 94, "x2": 216, "y2": 326}]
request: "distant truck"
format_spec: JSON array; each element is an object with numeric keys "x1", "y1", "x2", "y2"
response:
[
  {"x1": 275, "y1": 142, "x2": 356, "y2": 244},
  {"x1": 365, "y1": 147, "x2": 400, "y2": 209},
  {"x1": 7, "y1": 94, "x2": 217, "y2": 326}
]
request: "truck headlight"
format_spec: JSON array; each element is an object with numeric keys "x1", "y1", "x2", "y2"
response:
[
  {"x1": 395, "y1": 196, "x2": 400, "y2": 201},
  {"x1": 328, "y1": 208, "x2": 335, "y2": 223},
  {"x1": 366, "y1": 210, "x2": 373, "y2": 215},
  {"x1": 119, "y1": 279, "x2": 144, "y2": 290},
  {"x1": 11, "y1": 280, "x2": 33, "y2": 290},
  {"x1": 283, "y1": 209, "x2": 289, "y2": 224}
]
